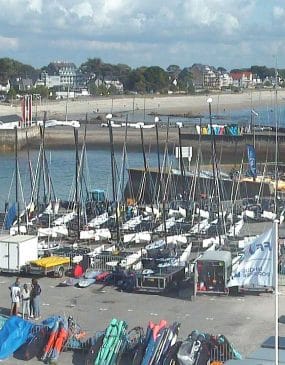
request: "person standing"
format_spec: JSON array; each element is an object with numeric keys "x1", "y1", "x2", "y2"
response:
[
  {"x1": 10, "y1": 278, "x2": 21, "y2": 316},
  {"x1": 21, "y1": 283, "x2": 31, "y2": 319},
  {"x1": 30, "y1": 278, "x2": 41, "y2": 320}
]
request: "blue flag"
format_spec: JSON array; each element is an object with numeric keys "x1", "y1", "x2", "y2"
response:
[
  {"x1": 5, "y1": 203, "x2": 17, "y2": 230},
  {"x1": 247, "y1": 144, "x2": 257, "y2": 178}
]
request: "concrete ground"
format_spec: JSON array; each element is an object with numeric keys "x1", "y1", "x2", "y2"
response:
[{"x1": 0, "y1": 273, "x2": 284, "y2": 364}]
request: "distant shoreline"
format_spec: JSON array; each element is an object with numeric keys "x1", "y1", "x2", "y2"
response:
[
  {"x1": 1, "y1": 89, "x2": 285, "y2": 120},
  {"x1": 1, "y1": 90, "x2": 285, "y2": 156}
]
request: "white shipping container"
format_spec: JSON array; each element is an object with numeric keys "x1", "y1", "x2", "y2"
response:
[{"x1": 0, "y1": 235, "x2": 38, "y2": 272}]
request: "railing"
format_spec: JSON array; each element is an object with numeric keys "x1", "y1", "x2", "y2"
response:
[{"x1": 91, "y1": 254, "x2": 124, "y2": 272}]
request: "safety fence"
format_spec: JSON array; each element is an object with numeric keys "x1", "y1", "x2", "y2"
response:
[{"x1": 91, "y1": 254, "x2": 125, "y2": 272}]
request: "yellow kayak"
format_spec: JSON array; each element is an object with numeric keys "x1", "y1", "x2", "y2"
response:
[{"x1": 30, "y1": 256, "x2": 70, "y2": 268}]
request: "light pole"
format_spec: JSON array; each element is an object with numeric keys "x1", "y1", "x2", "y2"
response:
[
  {"x1": 106, "y1": 113, "x2": 120, "y2": 246},
  {"x1": 251, "y1": 109, "x2": 258, "y2": 148}
]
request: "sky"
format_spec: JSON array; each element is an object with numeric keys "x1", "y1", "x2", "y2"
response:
[{"x1": 0, "y1": 0, "x2": 284, "y2": 71}]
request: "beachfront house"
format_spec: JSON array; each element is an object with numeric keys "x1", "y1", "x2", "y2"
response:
[
  {"x1": 230, "y1": 71, "x2": 253, "y2": 88},
  {"x1": 0, "y1": 79, "x2": 10, "y2": 94},
  {"x1": 104, "y1": 78, "x2": 124, "y2": 93},
  {"x1": 41, "y1": 61, "x2": 77, "y2": 89},
  {"x1": 12, "y1": 78, "x2": 34, "y2": 92},
  {"x1": 190, "y1": 64, "x2": 222, "y2": 91},
  {"x1": 41, "y1": 61, "x2": 90, "y2": 92},
  {"x1": 218, "y1": 72, "x2": 233, "y2": 89}
]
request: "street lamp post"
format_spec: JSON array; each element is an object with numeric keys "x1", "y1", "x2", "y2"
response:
[{"x1": 106, "y1": 113, "x2": 120, "y2": 246}]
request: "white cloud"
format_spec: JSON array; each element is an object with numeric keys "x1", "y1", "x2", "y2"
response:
[
  {"x1": 0, "y1": 0, "x2": 284, "y2": 69},
  {"x1": 0, "y1": 36, "x2": 18, "y2": 49},
  {"x1": 28, "y1": 0, "x2": 42, "y2": 13},
  {"x1": 273, "y1": 6, "x2": 285, "y2": 18},
  {"x1": 70, "y1": 2, "x2": 93, "y2": 18}
]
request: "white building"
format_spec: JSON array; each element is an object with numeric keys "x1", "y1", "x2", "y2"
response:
[
  {"x1": 219, "y1": 73, "x2": 233, "y2": 89},
  {"x1": 0, "y1": 80, "x2": 10, "y2": 93},
  {"x1": 0, "y1": 114, "x2": 20, "y2": 129}
]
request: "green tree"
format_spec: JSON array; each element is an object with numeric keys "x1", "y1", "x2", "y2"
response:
[
  {"x1": 166, "y1": 65, "x2": 181, "y2": 77},
  {"x1": 178, "y1": 68, "x2": 194, "y2": 93},
  {"x1": 6, "y1": 86, "x2": 17, "y2": 100},
  {"x1": 143, "y1": 66, "x2": 169, "y2": 93},
  {"x1": 250, "y1": 65, "x2": 275, "y2": 80},
  {"x1": 125, "y1": 69, "x2": 147, "y2": 93},
  {"x1": 80, "y1": 58, "x2": 102, "y2": 76},
  {"x1": 30, "y1": 85, "x2": 49, "y2": 99},
  {"x1": 0, "y1": 58, "x2": 39, "y2": 81}
]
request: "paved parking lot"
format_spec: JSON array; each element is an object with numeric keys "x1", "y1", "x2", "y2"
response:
[{"x1": 0, "y1": 273, "x2": 284, "y2": 364}]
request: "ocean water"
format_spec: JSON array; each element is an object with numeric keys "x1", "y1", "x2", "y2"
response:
[
  {"x1": 0, "y1": 148, "x2": 170, "y2": 211},
  {"x1": 118, "y1": 100, "x2": 285, "y2": 127},
  {"x1": 0, "y1": 103, "x2": 284, "y2": 211}
]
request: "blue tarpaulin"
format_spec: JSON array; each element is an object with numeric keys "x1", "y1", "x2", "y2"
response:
[
  {"x1": 0, "y1": 316, "x2": 33, "y2": 360},
  {"x1": 4, "y1": 203, "x2": 17, "y2": 230}
]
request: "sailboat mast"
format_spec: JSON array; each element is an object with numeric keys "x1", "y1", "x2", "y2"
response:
[
  {"x1": 177, "y1": 123, "x2": 186, "y2": 198},
  {"x1": 108, "y1": 118, "x2": 117, "y2": 202},
  {"x1": 154, "y1": 117, "x2": 161, "y2": 203},
  {"x1": 274, "y1": 65, "x2": 279, "y2": 215},
  {"x1": 25, "y1": 130, "x2": 34, "y2": 193},
  {"x1": 120, "y1": 115, "x2": 128, "y2": 203},
  {"x1": 155, "y1": 117, "x2": 161, "y2": 177},
  {"x1": 74, "y1": 127, "x2": 80, "y2": 241},
  {"x1": 107, "y1": 114, "x2": 120, "y2": 245},
  {"x1": 15, "y1": 126, "x2": 20, "y2": 234},
  {"x1": 208, "y1": 98, "x2": 223, "y2": 243},
  {"x1": 140, "y1": 126, "x2": 151, "y2": 204}
]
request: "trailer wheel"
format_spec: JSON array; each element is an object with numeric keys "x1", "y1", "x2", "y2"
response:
[{"x1": 57, "y1": 267, "x2": 65, "y2": 278}]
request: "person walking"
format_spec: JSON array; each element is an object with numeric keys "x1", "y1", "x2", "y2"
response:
[
  {"x1": 21, "y1": 283, "x2": 31, "y2": 319},
  {"x1": 10, "y1": 278, "x2": 21, "y2": 316},
  {"x1": 30, "y1": 278, "x2": 41, "y2": 320}
]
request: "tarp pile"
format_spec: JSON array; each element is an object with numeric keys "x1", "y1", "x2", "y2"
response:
[
  {"x1": 84, "y1": 318, "x2": 241, "y2": 365},
  {"x1": 0, "y1": 315, "x2": 242, "y2": 364},
  {"x1": 0, "y1": 315, "x2": 72, "y2": 363}
]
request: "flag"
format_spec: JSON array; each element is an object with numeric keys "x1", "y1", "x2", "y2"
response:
[
  {"x1": 4, "y1": 203, "x2": 17, "y2": 230},
  {"x1": 247, "y1": 144, "x2": 257, "y2": 178},
  {"x1": 228, "y1": 224, "x2": 276, "y2": 288}
]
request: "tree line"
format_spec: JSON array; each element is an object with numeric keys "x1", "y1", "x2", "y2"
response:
[{"x1": 0, "y1": 57, "x2": 284, "y2": 99}]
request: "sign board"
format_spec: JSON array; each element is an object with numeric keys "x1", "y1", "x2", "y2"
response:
[{"x1": 175, "y1": 146, "x2": 192, "y2": 160}]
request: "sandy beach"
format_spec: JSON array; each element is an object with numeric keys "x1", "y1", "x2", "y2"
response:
[
  {"x1": 1, "y1": 90, "x2": 284, "y2": 157},
  {"x1": 1, "y1": 89, "x2": 285, "y2": 119}
]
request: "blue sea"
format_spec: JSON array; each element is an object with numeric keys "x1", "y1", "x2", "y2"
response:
[
  {"x1": 0, "y1": 104, "x2": 284, "y2": 211},
  {"x1": 117, "y1": 99, "x2": 285, "y2": 128},
  {"x1": 0, "y1": 149, "x2": 164, "y2": 211}
]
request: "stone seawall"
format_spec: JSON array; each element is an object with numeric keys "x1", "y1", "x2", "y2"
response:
[
  {"x1": 0, "y1": 126, "x2": 40, "y2": 152},
  {"x1": 28, "y1": 125, "x2": 284, "y2": 166}
]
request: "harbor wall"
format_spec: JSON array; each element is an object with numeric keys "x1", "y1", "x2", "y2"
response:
[
  {"x1": 28, "y1": 125, "x2": 285, "y2": 165},
  {"x1": 0, "y1": 126, "x2": 40, "y2": 152},
  {"x1": 124, "y1": 168, "x2": 272, "y2": 204},
  {"x1": 181, "y1": 133, "x2": 285, "y2": 164}
]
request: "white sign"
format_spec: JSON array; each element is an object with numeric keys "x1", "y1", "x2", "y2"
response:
[
  {"x1": 228, "y1": 224, "x2": 276, "y2": 288},
  {"x1": 175, "y1": 146, "x2": 192, "y2": 160}
]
